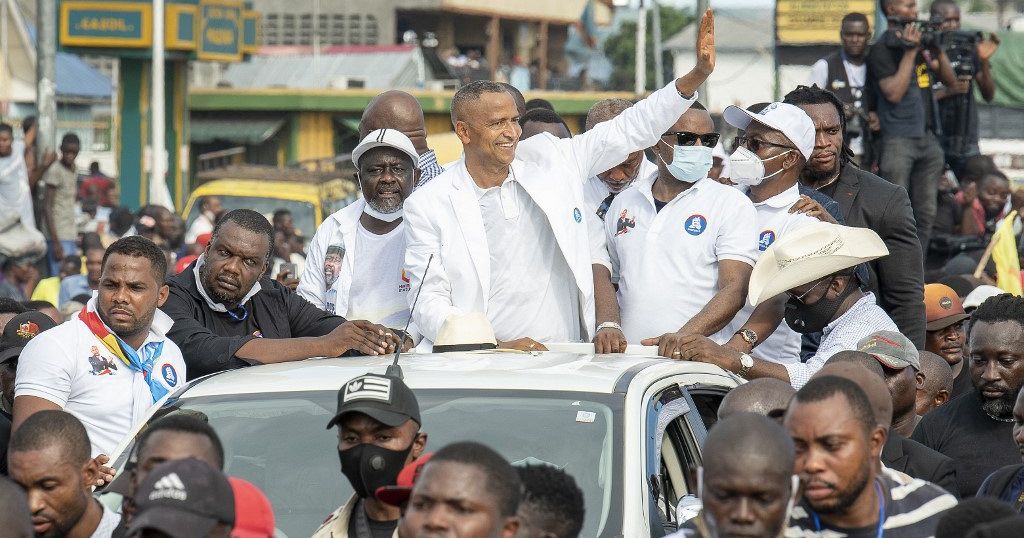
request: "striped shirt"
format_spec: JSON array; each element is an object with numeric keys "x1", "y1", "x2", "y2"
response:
[
  {"x1": 785, "y1": 473, "x2": 957, "y2": 537},
  {"x1": 416, "y1": 149, "x2": 445, "y2": 188},
  {"x1": 785, "y1": 292, "x2": 898, "y2": 389}
]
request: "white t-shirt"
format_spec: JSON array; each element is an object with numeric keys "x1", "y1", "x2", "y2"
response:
[
  {"x1": 15, "y1": 301, "x2": 186, "y2": 457},
  {"x1": 808, "y1": 57, "x2": 867, "y2": 156},
  {"x1": 347, "y1": 222, "x2": 410, "y2": 328},
  {"x1": 185, "y1": 212, "x2": 214, "y2": 244},
  {"x1": 597, "y1": 172, "x2": 758, "y2": 343},
  {"x1": 725, "y1": 184, "x2": 818, "y2": 364},
  {"x1": 92, "y1": 502, "x2": 122, "y2": 538},
  {"x1": 0, "y1": 140, "x2": 35, "y2": 229},
  {"x1": 474, "y1": 176, "x2": 581, "y2": 342}
]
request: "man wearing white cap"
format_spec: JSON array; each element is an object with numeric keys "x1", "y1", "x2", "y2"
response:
[
  {"x1": 671, "y1": 222, "x2": 898, "y2": 389},
  {"x1": 716, "y1": 102, "x2": 821, "y2": 366},
  {"x1": 405, "y1": 10, "x2": 718, "y2": 351},
  {"x1": 299, "y1": 129, "x2": 422, "y2": 341}
]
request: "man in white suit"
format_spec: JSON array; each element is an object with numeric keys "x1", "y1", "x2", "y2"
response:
[{"x1": 404, "y1": 10, "x2": 717, "y2": 351}]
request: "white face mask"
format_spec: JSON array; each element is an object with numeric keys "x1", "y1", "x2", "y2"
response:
[
  {"x1": 362, "y1": 201, "x2": 404, "y2": 223},
  {"x1": 729, "y1": 146, "x2": 793, "y2": 186},
  {"x1": 698, "y1": 467, "x2": 801, "y2": 538}
]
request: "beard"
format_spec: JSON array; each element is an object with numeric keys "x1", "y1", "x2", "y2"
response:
[
  {"x1": 978, "y1": 385, "x2": 1020, "y2": 420},
  {"x1": 809, "y1": 460, "x2": 871, "y2": 516},
  {"x1": 367, "y1": 194, "x2": 403, "y2": 214},
  {"x1": 803, "y1": 158, "x2": 841, "y2": 185},
  {"x1": 199, "y1": 262, "x2": 242, "y2": 305}
]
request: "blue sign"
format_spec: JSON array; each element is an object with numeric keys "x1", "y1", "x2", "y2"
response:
[
  {"x1": 199, "y1": 2, "x2": 242, "y2": 61},
  {"x1": 60, "y1": 2, "x2": 152, "y2": 48}
]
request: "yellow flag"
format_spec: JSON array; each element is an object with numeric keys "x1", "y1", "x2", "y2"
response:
[{"x1": 991, "y1": 210, "x2": 1023, "y2": 296}]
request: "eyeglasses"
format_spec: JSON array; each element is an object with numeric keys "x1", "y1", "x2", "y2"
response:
[
  {"x1": 662, "y1": 131, "x2": 721, "y2": 148},
  {"x1": 736, "y1": 135, "x2": 796, "y2": 154},
  {"x1": 789, "y1": 277, "x2": 832, "y2": 304}
]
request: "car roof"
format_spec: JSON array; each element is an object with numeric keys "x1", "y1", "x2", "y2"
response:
[{"x1": 180, "y1": 351, "x2": 733, "y2": 398}]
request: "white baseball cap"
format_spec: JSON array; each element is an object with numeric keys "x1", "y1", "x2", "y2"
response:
[
  {"x1": 724, "y1": 102, "x2": 815, "y2": 161},
  {"x1": 352, "y1": 128, "x2": 420, "y2": 168}
]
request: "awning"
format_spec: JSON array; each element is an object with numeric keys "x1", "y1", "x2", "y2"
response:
[{"x1": 191, "y1": 117, "x2": 285, "y2": 145}]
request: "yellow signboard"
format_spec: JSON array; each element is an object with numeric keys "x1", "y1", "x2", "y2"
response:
[{"x1": 776, "y1": 0, "x2": 876, "y2": 45}]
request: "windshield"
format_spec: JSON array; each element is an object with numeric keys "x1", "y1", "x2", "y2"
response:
[
  {"x1": 184, "y1": 196, "x2": 316, "y2": 243},
  {"x1": 123, "y1": 389, "x2": 623, "y2": 537}
]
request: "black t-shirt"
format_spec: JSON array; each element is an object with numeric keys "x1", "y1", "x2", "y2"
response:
[
  {"x1": 0, "y1": 408, "x2": 10, "y2": 476},
  {"x1": 937, "y1": 49, "x2": 982, "y2": 152},
  {"x1": 348, "y1": 510, "x2": 397, "y2": 538},
  {"x1": 950, "y1": 363, "x2": 973, "y2": 399},
  {"x1": 867, "y1": 32, "x2": 936, "y2": 137},
  {"x1": 653, "y1": 198, "x2": 668, "y2": 213},
  {"x1": 911, "y1": 390, "x2": 1019, "y2": 497}
]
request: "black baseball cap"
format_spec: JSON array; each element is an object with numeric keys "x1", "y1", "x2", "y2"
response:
[
  {"x1": 326, "y1": 374, "x2": 421, "y2": 429},
  {"x1": 0, "y1": 311, "x2": 57, "y2": 364},
  {"x1": 126, "y1": 458, "x2": 235, "y2": 538}
]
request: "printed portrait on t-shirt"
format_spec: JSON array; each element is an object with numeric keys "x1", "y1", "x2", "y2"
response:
[
  {"x1": 87, "y1": 345, "x2": 117, "y2": 376},
  {"x1": 323, "y1": 244, "x2": 345, "y2": 288}
]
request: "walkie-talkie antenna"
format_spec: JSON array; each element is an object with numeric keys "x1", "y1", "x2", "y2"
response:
[{"x1": 386, "y1": 254, "x2": 433, "y2": 379}]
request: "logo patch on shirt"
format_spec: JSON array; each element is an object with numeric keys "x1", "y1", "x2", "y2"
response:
[
  {"x1": 161, "y1": 364, "x2": 178, "y2": 387},
  {"x1": 86, "y1": 345, "x2": 118, "y2": 376},
  {"x1": 399, "y1": 269, "x2": 411, "y2": 293},
  {"x1": 573, "y1": 207, "x2": 582, "y2": 223},
  {"x1": 759, "y1": 230, "x2": 777, "y2": 251},
  {"x1": 685, "y1": 214, "x2": 708, "y2": 236},
  {"x1": 615, "y1": 209, "x2": 637, "y2": 236},
  {"x1": 343, "y1": 375, "x2": 393, "y2": 403}
]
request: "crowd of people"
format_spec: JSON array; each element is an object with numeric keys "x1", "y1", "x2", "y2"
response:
[{"x1": 1, "y1": 1, "x2": 1024, "y2": 536}]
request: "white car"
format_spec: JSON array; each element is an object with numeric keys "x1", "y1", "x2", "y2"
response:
[{"x1": 104, "y1": 350, "x2": 741, "y2": 537}]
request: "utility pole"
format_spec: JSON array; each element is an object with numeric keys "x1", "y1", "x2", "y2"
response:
[
  {"x1": 151, "y1": 0, "x2": 172, "y2": 209},
  {"x1": 696, "y1": 0, "x2": 709, "y2": 102},
  {"x1": 652, "y1": 0, "x2": 663, "y2": 88},
  {"x1": 35, "y1": 0, "x2": 56, "y2": 159},
  {"x1": 635, "y1": 0, "x2": 647, "y2": 94}
]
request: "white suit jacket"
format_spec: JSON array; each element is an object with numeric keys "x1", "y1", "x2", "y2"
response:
[{"x1": 403, "y1": 82, "x2": 697, "y2": 347}]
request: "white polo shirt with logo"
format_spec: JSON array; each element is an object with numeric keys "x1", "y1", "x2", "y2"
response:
[
  {"x1": 596, "y1": 172, "x2": 758, "y2": 343},
  {"x1": 15, "y1": 302, "x2": 186, "y2": 457},
  {"x1": 724, "y1": 183, "x2": 819, "y2": 364}
]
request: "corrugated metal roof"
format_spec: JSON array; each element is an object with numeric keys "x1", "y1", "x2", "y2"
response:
[
  {"x1": 55, "y1": 52, "x2": 113, "y2": 99},
  {"x1": 220, "y1": 47, "x2": 425, "y2": 90}
]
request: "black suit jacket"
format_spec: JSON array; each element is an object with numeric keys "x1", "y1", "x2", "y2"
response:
[
  {"x1": 882, "y1": 433, "x2": 960, "y2": 498},
  {"x1": 821, "y1": 164, "x2": 925, "y2": 347}
]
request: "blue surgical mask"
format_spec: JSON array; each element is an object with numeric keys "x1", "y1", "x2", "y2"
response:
[{"x1": 657, "y1": 141, "x2": 713, "y2": 184}]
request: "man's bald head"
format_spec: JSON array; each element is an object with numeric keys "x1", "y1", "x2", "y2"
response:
[
  {"x1": 917, "y1": 350, "x2": 953, "y2": 416},
  {"x1": 817, "y1": 362, "x2": 893, "y2": 429},
  {"x1": 719, "y1": 378, "x2": 796, "y2": 420},
  {"x1": 360, "y1": 90, "x2": 428, "y2": 154},
  {"x1": 705, "y1": 413, "x2": 795, "y2": 485},
  {"x1": 585, "y1": 98, "x2": 634, "y2": 131}
]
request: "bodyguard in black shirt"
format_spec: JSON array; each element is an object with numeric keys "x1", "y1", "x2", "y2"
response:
[
  {"x1": 163, "y1": 209, "x2": 404, "y2": 379},
  {"x1": 912, "y1": 294, "x2": 1024, "y2": 497}
]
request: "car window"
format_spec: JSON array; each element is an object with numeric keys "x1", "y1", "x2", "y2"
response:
[
  {"x1": 645, "y1": 385, "x2": 702, "y2": 537},
  {"x1": 114, "y1": 389, "x2": 624, "y2": 538},
  {"x1": 687, "y1": 385, "x2": 730, "y2": 431},
  {"x1": 184, "y1": 195, "x2": 316, "y2": 244}
]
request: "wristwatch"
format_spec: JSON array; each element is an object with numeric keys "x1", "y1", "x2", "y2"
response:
[
  {"x1": 736, "y1": 329, "x2": 759, "y2": 348},
  {"x1": 737, "y1": 353, "x2": 754, "y2": 379},
  {"x1": 596, "y1": 321, "x2": 623, "y2": 332}
]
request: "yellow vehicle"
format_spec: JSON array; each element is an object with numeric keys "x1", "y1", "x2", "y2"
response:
[{"x1": 182, "y1": 167, "x2": 360, "y2": 243}]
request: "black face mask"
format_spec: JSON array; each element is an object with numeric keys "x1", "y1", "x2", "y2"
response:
[
  {"x1": 339, "y1": 442, "x2": 414, "y2": 499},
  {"x1": 784, "y1": 277, "x2": 857, "y2": 334}
]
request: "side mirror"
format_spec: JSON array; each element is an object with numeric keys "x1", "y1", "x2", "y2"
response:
[{"x1": 676, "y1": 494, "x2": 702, "y2": 526}]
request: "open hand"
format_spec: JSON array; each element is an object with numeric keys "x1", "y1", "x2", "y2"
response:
[
  {"x1": 694, "y1": 8, "x2": 715, "y2": 76},
  {"x1": 93, "y1": 454, "x2": 116, "y2": 487},
  {"x1": 789, "y1": 195, "x2": 837, "y2": 224},
  {"x1": 977, "y1": 33, "x2": 1000, "y2": 61}
]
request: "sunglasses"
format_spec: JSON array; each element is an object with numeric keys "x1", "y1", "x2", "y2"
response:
[
  {"x1": 736, "y1": 135, "x2": 796, "y2": 154},
  {"x1": 662, "y1": 131, "x2": 721, "y2": 148}
]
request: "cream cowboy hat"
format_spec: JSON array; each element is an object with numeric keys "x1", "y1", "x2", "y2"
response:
[
  {"x1": 747, "y1": 222, "x2": 888, "y2": 307},
  {"x1": 432, "y1": 312, "x2": 498, "y2": 352}
]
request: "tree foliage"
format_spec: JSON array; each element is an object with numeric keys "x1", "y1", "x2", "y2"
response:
[{"x1": 604, "y1": 4, "x2": 693, "y2": 92}]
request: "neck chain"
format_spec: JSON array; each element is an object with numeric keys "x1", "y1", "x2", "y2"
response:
[{"x1": 985, "y1": 410, "x2": 1016, "y2": 423}]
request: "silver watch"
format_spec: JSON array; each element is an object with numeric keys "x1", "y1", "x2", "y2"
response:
[
  {"x1": 596, "y1": 322, "x2": 623, "y2": 332},
  {"x1": 737, "y1": 353, "x2": 754, "y2": 378}
]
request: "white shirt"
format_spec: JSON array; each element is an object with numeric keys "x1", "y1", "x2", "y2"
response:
[
  {"x1": 808, "y1": 57, "x2": 867, "y2": 155},
  {"x1": 0, "y1": 140, "x2": 35, "y2": 229},
  {"x1": 785, "y1": 292, "x2": 897, "y2": 389},
  {"x1": 583, "y1": 158, "x2": 660, "y2": 219},
  {"x1": 15, "y1": 298, "x2": 186, "y2": 457},
  {"x1": 474, "y1": 174, "x2": 581, "y2": 342},
  {"x1": 596, "y1": 172, "x2": 758, "y2": 343},
  {"x1": 726, "y1": 184, "x2": 818, "y2": 364},
  {"x1": 185, "y1": 212, "x2": 215, "y2": 244},
  {"x1": 92, "y1": 503, "x2": 122, "y2": 538},
  {"x1": 347, "y1": 223, "x2": 410, "y2": 328}
]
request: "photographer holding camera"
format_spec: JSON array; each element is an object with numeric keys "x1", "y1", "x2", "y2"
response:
[
  {"x1": 930, "y1": 0, "x2": 999, "y2": 175},
  {"x1": 867, "y1": 0, "x2": 959, "y2": 253},
  {"x1": 808, "y1": 12, "x2": 873, "y2": 165}
]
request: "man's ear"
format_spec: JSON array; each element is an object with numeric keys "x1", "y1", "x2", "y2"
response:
[
  {"x1": 412, "y1": 432, "x2": 428, "y2": 459},
  {"x1": 455, "y1": 121, "x2": 471, "y2": 145},
  {"x1": 869, "y1": 425, "x2": 887, "y2": 459},
  {"x1": 934, "y1": 389, "x2": 951, "y2": 407},
  {"x1": 915, "y1": 371, "x2": 926, "y2": 390},
  {"x1": 156, "y1": 284, "x2": 170, "y2": 307},
  {"x1": 500, "y1": 517, "x2": 520, "y2": 538},
  {"x1": 82, "y1": 457, "x2": 100, "y2": 492}
]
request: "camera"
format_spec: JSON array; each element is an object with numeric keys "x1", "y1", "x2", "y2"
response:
[
  {"x1": 941, "y1": 30, "x2": 983, "y2": 78},
  {"x1": 886, "y1": 16, "x2": 944, "y2": 49}
]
